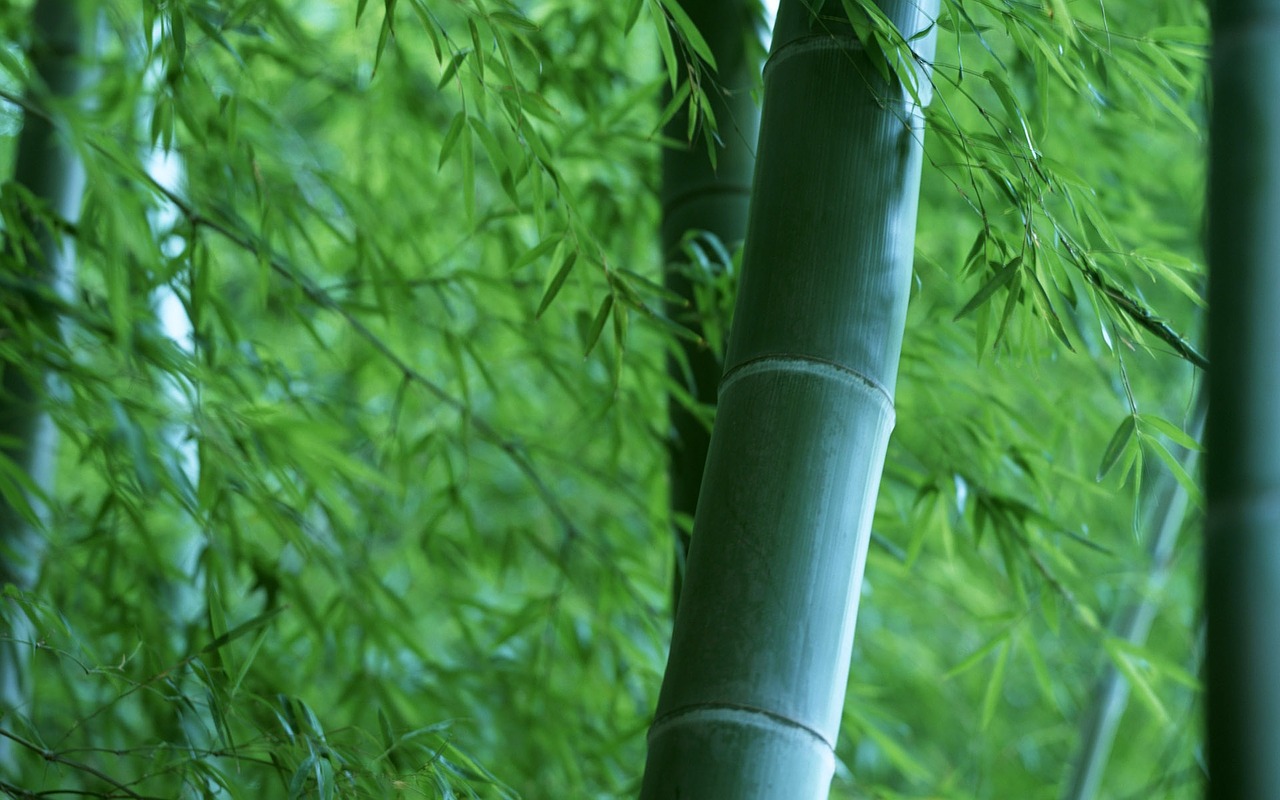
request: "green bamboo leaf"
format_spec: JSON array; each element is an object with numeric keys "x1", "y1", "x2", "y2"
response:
[
  {"x1": 406, "y1": 0, "x2": 442, "y2": 60},
  {"x1": 289, "y1": 754, "x2": 315, "y2": 798},
  {"x1": 1097, "y1": 416, "x2": 1136, "y2": 481},
  {"x1": 583, "y1": 293, "x2": 614, "y2": 356},
  {"x1": 851, "y1": 711, "x2": 931, "y2": 781},
  {"x1": 469, "y1": 115, "x2": 509, "y2": 179},
  {"x1": 438, "y1": 49, "x2": 470, "y2": 88},
  {"x1": 512, "y1": 88, "x2": 561, "y2": 123},
  {"x1": 536, "y1": 252, "x2": 577, "y2": 319},
  {"x1": 0, "y1": 454, "x2": 42, "y2": 528},
  {"x1": 943, "y1": 625, "x2": 1013, "y2": 679},
  {"x1": 317, "y1": 757, "x2": 334, "y2": 800},
  {"x1": 1046, "y1": 0, "x2": 1075, "y2": 38},
  {"x1": 356, "y1": 0, "x2": 370, "y2": 24},
  {"x1": 0, "y1": 42, "x2": 25, "y2": 80},
  {"x1": 199, "y1": 605, "x2": 285, "y2": 657},
  {"x1": 1104, "y1": 639, "x2": 1170, "y2": 724},
  {"x1": 617, "y1": 267, "x2": 686, "y2": 304},
  {"x1": 468, "y1": 18, "x2": 484, "y2": 81},
  {"x1": 962, "y1": 227, "x2": 988, "y2": 276},
  {"x1": 378, "y1": 707, "x2": 395, "y2": 752},
  {"x1": 624, "y1": 0, "x2": 645, "y2": 33},
  {"x1": 1020, "y1": 629, "x2": 1061, "y2": 710},
  {"x1": 230, "y1": 624, "x2": 272, "y2": 695},
  {"x1": 1139, "y1": 414, "x2": 1203, "y2": 451},
  {"x1": 1030, "y1": 273, "x2": 1075, "y2": 351},
  {"x1": 1141, "y1": 433, "x2": 1205, "y2": 508},
  {"x1": 650, "y1": 0, "x2": 679, "y2": 89},
  {"x1": 658, "y1": 0, "x2": 717, "y2": 69},
  {"x1": 612, "y1": 296, "x2": 629, "y2": 353},
  {"x1": 974, "y1": 301, "x2": 991, "y2": 361},
  {"x1": 955, "y1": 258, "x2": 1020, "y2": 321},
  {"x1": 438, "y1": 111, "x2": 465, "y2": 169},
  {"x1": 461, "y1": 123, "x2": 475, "y2": 220},
  {"x1": 373, "y1": 0, "x2": 398, "y2": 75},
  {"x1": 190, "y1": 6, "x2": 246, "y2": 65},
  {"x1": 490, "y1": 10, "x2": 537, "y2": 31},
  {"x1": 984, "y1": 69, "x2": 1021, "y2": 123},
  {"x1": 170, "y1": 11, "x2": 186, "y2": 68},
  {"x1": 1150, "y1": 25, "x2": 1210, "y2": 45},
  {"x1": 655, "y1": 80, "x2": 692, "y2": 134},
  {"x1": 513, "y1": 236, "x2": 562, "y2": 271},
  {"x1": 980, "y1": 640, "x2": 1011, "y2": 730},
  {"x1": 1107, "y1": 638, "x2": 1201, "y2": 690}
]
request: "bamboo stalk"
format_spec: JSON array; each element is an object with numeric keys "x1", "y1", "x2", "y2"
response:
[
  {"x1": 641, "y1": 1, "x2": 937, "y2": 795},
  {"x1": 1205, "y1": 0, "x2": 1280, "y2": 795}
]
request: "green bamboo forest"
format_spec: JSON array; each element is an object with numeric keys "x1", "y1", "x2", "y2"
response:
[{"x1": 0, "y1": 0, "x2": 1230, "y2": 797}]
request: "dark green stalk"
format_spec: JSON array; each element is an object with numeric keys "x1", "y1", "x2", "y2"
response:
[{"x1": 1205, "y1": 0, "x2": 1280, "y2": 796}]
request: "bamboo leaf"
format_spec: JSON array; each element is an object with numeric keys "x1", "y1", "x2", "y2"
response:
[
  {"x1": 468, "y1": 18, "x2": 485, "y2": 82},
  {"x1": 1106, "y1": 638, "x2": 1201, "y2": 690},
  {"x1": 624, "y1": 0, "x2": 645, "y2": 33},
  {"x1": 944, "y1": 625, "x2": 1013, "y2": 679},
  {"x1": 658, "y1": 0, "x2": 717, "y2": 69},
  {"x1": 955, "y1": 258, "x2": 1020, "y2": 321},
  {"x1": 1097, "y1": 416, "x2": 1136, "y2": 481},
  {"x1": 461, "y1": 123, "x2": 475, "y2": 219},
  {"x1": 199, "y1": 605, "x2": 285, "y2": 657},
  {"x1": 536, "y1": 252, "x2": 577, "y2": 319},
  {"x1": 1104, "y1": 639, "x2": 1170, "y2": 725},
  {"x1": 650, "y1": 0, "x2": 679, "y2": 89},
  {"x1": 438, "y1": 49, "x2": 470, "y2": 88},
  {"x1": 378, "y1": 707, "x2": 395, "y2": 754},
  {"x1": 289, "y1": 754, "x2": 315, "y2": 799},
  {"x1": 373, "y1": 0, "x2": 398, "y2": 75},
  {"x1": 583, "y1": 293, "x2": 614, "y2": 356},
  {"x1": 513, "y1": 236, "x2": 562, "y2": 271},
  {"x1": 489, "y1": 10, "x2": 537, "y2": 31},
  {"x1": 1139, "y1": 414, "x2": 1203, "y2": 452},
  {"x1": 469, "y1": 116, "x2": 511, "y2": 186},
  {"x1": 980, "y1": 640, "x2": 1011, "y2": 730},
  {"x1": 438, "y1": 111, "x2": 466, "y2": 170},
  {"x1": 1141, "y1": 432, "x2": 1205, "y2": 508}
]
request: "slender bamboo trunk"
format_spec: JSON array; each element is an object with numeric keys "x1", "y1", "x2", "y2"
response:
[
  {"x1": 640, "y1": 1, "x2": 937, "y2": 795},
  {"x1": 0, "y1": 0, "x2": 89, "y2": 758},
  {"x1": 663, "y1": 0, "x2": 761, "y2": 612},
  {"x1": 1064, "y1": 392, "x2": 1204, "y2": 800},
  {"x1": 1205, "y1": 0, "x2": 1280, "y2": 796}
]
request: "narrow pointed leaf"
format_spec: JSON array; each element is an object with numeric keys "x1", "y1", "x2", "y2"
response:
[
  {"x1": 1097, "y1": 416, "x2": 1136, "y2": 481},
  {"x1": 536, "y1": 252, "x2": 577, "y2": 319}
]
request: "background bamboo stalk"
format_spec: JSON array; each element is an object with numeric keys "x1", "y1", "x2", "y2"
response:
[{"x1": 1206, "y1": 0, "x2": 1280, "y2": 795}]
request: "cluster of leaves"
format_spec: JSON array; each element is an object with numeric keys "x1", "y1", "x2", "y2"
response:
[
  {"x1": 0, "y1": 0, "x2": 695, "y2": 796},
  {"x1": 824, "y1": 1, "x2": 1207, "y2": 798}
]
